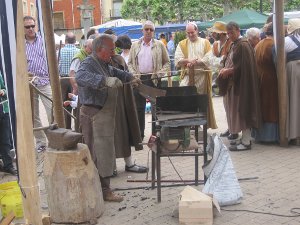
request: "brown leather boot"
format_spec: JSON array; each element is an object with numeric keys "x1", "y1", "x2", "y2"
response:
[{"x1": 103, "y1": 190, "x2": 123, "y2": 202}]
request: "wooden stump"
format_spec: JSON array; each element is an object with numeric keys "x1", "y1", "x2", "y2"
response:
[{"x1": 44, "y1": 143, "x2": 104, "y2": 223}]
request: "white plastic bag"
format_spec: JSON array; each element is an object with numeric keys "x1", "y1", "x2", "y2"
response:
[{"x1": 202, "y1": 134, "x2": 243, "y2": 206}]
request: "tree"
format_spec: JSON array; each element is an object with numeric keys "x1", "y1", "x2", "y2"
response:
[{"x1": 121, "y1": 0, "x2": 300, "y2": 24}]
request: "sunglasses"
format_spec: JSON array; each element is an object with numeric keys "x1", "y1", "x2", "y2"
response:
[
  {"x1": 144, "y1": 28, "x2": 154, "y2": 32},
  {"x1": 24, "y1": 25, "x2": 35, "y2": 29}
]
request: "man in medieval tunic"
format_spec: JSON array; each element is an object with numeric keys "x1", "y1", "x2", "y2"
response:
[
  {"x1": 175, "y1": 22, "x2": 217, "y2": 129},
  {"x1": 76, "y1": 34, "x2": 141, "y2": 202},
  {"x1": 218, "y1": 22, "x2": 261, "y2": 151}
]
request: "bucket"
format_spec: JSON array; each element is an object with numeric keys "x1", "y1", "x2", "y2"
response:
[{"x1": 0, "y1": 181, "x2": 24, "y2": 218}]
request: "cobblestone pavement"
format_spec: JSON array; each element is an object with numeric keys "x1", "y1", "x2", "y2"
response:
[{"x1": 1, "y1": 96, "x2": 300, "y2": 225}]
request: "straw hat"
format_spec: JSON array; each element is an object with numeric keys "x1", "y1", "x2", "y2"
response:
[
  {"x1": 207, "y1": 21, "x2": 227, "y2": 33},
  {"x1": 287, "y1": 18, "x2": 300, "y2": 34}
]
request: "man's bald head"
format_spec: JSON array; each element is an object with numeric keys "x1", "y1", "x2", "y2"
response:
[
  {"x1": 65, "y1": 32, "x2": 76, "y2": 44},
  {"x1": 186, "y1": 22, "x2": 199, "y2": 42}
]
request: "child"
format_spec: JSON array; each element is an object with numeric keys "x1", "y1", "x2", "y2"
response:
[{"x1": 63, "y1": 93, "x2": 78, "y2": 109}]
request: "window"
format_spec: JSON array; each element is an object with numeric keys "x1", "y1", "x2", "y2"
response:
[
  {"x1": 23, "y1": 0, "x2": 28, "y2": 15},
  {"x1": 30, "y1": 3, "x2": 35, "y2": 17},
  {"x1": 53, "y1": 12, "x2": 65, "y2": 29},
  {"x1": 80, "y1": 11, "x2": 94, "y2": 28},
  {"x1": 112, "y1": 2, "x2": 122, "y2": 17}
]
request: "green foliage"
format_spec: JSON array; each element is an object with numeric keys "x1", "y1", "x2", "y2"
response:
[
  {"x1": 121, "y1": 0, "x2": 300, "y2": 23},
  {"x1": 243, "y1": 0, "x2": 272, "y2": 13},
  {"x1": 174, "y1": 31, "x2": 186, "y2": 48},
  {"x1": 284, "y1": 0, "x2": 300, "y2": 11}
]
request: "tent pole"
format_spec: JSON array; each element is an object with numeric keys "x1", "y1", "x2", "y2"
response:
[
  {"x1": 275, "y1": 0, "x2": 288, "y2": 147},
  {"x1": 16, "y1": 0, "x2": 43, "y2": 224}
]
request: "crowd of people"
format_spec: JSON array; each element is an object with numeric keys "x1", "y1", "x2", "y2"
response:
[{"x1": 0, "y1": 15, "x2": 299, "y2": 201}]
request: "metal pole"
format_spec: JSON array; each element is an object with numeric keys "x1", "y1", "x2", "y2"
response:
[
  {"x1": 260, "y1": 0, "x2": 263, "y2": 14},
  {"x1": 40, "y1": 0, "x2": 65, "y2": 128},
  {"x1": 71, "y1": 0, "x2": 75, "y2": 32}
]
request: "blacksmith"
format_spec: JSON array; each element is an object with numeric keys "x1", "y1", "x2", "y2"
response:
[{"x1": 76, "y1": 34, "x2": 141, "y2": 202}]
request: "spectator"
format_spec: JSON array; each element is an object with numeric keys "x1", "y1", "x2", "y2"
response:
[
  {"x1": 285, "y1": 18, "x2": 300, "y2": 144},
  {"x1": 167, "y1": 32, "x2": 176, "y2": 75},
  {"x1": 175, "y1": 22, "x2": 217, "y2": 129},
  {"x1": 128, "y1": 21, "x2": 170, "y2": 139},
  {"x1": 218, "y1": 22, "x2": 261, "y2": 151},
  {"x1": 58, "y1": 32, "x2": 79, "y2": 129},
  {"x1": 109, "y1": 34, "x2": 147, "y2": 175},
  {"x1": 115, "y1": 35, "x2": 132, "y2": 65},
  {"x1": 207, "y1": 21, "x2": 236, "y2": 137},
  {"x1": 69, "y1": 39, "x2": 93, "y2": 131},
  {"x1": 246, "y1": 27, "x2": 261, "y2": 49},
  {"x1": 159, "y1": 33, "x2": 167, "y2": 46},
  {"x1": 0, "y1": 71, "x2": 17, "y2": 175},
  {"x1": 24, "y1": 16, "x2": 52, "y2": 152},
  {"x1": 252, "y1": 22, "x2": 279, "y2": 143}
]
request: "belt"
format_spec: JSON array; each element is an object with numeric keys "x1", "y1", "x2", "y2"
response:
[{"x1": 83, "y1": 104, "x2": 102, "y2": 110}]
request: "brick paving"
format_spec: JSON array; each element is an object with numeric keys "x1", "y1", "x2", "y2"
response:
[{"x1": 1, "y1": 96, "x2": 300, "y2": 225}]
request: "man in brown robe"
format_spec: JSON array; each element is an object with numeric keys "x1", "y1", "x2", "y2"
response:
[{"x1": 219, "y1": 22, "x2": 261, "y2": 151}]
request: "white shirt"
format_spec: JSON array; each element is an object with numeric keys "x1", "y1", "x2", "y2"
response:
[
  {"x1": 285, "y1": 34, "x2": 300, "y2": 53},
  {"x1": 69, "y1": 58, "x2": 81, "y2": 73},
  {"x1": 121, "y1": 52, "x2": 129, "y2": 65},
  {"x1": 138, "y1": 40, "x2": 153, "y2": 74}
]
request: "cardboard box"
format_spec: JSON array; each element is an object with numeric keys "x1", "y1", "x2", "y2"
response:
[{"x1": 179, "y1": 186, "x2": 220, "y2": 225}]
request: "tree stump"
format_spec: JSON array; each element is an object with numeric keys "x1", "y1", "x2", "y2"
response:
[{"x1": 43, "y1": 143, "x2": 104, "y2": 223}]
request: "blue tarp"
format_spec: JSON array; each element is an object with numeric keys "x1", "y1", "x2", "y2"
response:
[
  {"x1": 98, "y1": 25, "x2": 142, "y2": 39},
  {"x1": 128, "y1": 23, "x2": 186, "y2": 39},
  {"x1": 98, "y1": 23, "x2": 186, "y2": 40}
]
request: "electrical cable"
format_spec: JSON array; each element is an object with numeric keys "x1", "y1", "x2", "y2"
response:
[
  {"x1": 167, "y1": 155, "x2": 185, "y2": 184},
  {"x1": 221, "y1": 207, "x2": 300, "y2": 218}
]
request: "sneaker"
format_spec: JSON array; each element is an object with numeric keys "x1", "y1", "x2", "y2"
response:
[
  {"x1": 125, "y1": 164, "x2": 148, "y2": 173},
  {"x1": 227, "y1": 133, "x2": 239, "y2": 140},
  {"x1": 229, "y1": 143, "x2": 251, "y2": 151},
  {"x1": 103, "y1": 190, "x2": 123, "y2": 202},
  {"x1": 37, "y1": 145, "x2": 46, "y2": 153},
  {"x1": 220, "y1": 129, "x2": 230, "y2": 137},
  {"x1": 230, "y1": 139, "x2": 241, "y2": 145}
]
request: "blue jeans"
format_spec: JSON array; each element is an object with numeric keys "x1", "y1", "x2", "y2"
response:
[{"x1": 0, "y1": 113, "x2": 13, "y2": 169}]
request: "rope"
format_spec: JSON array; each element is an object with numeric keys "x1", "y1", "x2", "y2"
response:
[{"x1": 59, "y1": 68, "x2": 212, "y2": 80}]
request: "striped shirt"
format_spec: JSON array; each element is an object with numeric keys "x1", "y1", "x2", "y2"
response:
[
  {"x1": 25, "y1": 33, "x2": 50, "y2": 86},
  {"x1": 58, "y1": 44, "x2": 79, "y2": 76}
]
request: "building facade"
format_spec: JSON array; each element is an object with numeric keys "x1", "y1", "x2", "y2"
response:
[
  {"x1": 101, "y1": 0, "x2": 123, "y2": 22},
  {"x1": 53, "y1": 0, "x2": 102, "y2": 31},
  {"x1": 22, "y1": 0, "x2": 36, "y2": 17}
]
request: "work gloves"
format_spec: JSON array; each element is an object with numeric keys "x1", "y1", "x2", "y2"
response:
[
  {"x1": 105, "y1": 77, "x2": 123, "y2": 88},
  {"x1": 130, "y1": 77, "x2": 141, "y2": 88}
]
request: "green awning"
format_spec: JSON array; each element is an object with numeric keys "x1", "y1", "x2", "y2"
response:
[{"x1": 198, "y1": 9, "x2": 269, "y2": 30}]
